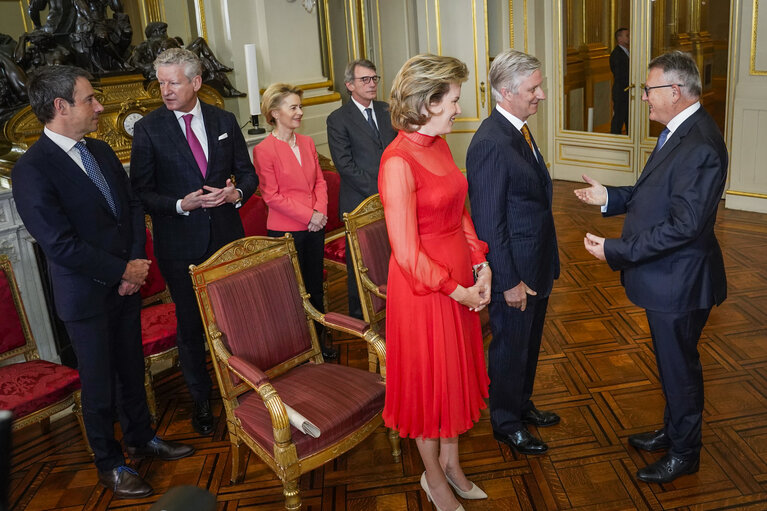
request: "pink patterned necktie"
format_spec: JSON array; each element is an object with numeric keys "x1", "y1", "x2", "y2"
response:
[{"x1": 183, "y1": 113, "x2": 207, "y2": 177}]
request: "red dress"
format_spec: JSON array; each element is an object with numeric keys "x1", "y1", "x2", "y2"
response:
[{"x1": 379, "y1": 131, "x2": 490, "y2": 439}]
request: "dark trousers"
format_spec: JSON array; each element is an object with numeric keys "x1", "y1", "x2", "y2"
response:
[
  {"x1": 487, "y1": 294, "x2": 549, "y2": 434},
  {"x1": 611, "y1": 93, "x2": 629, "y2": 135},
  {"x1": 345, "y1": 237, "x2": 363, "y2": 319},
  {"x1": 64, "y1": 292, "x2": 154, "y2": 471},
  {"x1": 646, "y1": 307, "x2": 711, "y2": 459},
  {"x1": 268, "y1": 229, "x2": 325, "y2": 314}
]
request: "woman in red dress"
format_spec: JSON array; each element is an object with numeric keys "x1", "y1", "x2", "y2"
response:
[{"x1": 380, "y1": 54, "x2": 492, "y2": 511}]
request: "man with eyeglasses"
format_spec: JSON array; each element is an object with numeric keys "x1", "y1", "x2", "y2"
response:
[
  {"x1": 327, "y1": 58, "x2": 397, "y2": 318},
  {"x1": 575, "y1": 50, "x2": 728, "y2": 484}
]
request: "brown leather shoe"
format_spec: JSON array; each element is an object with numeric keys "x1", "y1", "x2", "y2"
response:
[
  {"x1": 126, "y1": 436, "x2": 195, "y2": 460},
  {"x1": 98, "y1": 465, "x2": 153, "y2": 499}
]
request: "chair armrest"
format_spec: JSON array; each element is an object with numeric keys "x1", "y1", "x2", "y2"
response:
[
  {"x1": 228, "y1": 356, "x2": 269, "y2": 388},
  {"x1": 359, "y1": 273, "x2": 387, "y2": 300},
  {"x1": 304, "y1": 301, "x2": 387, "y2": 378},
  {"x1": 324, "y1": 229, "x2": 346, "y2": 244}
]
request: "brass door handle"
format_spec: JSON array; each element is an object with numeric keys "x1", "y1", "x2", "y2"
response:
[
  {"x1": 480, "y1": 81, "x2": 486, "y2": 108},
  {"x1": 623, "y1": 83, "x2": 635, "y2": 92}
]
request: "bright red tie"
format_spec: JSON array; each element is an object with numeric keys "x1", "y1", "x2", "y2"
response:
[{"x1": 183, "y1": 114, "x2": 207, "y2": 177}]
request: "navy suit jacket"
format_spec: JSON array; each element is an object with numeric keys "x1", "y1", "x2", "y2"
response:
[
  {"x1": 130, "y1": 101, "x2": 258, "y2": 260},
  {"x1": 466, "y1": 109, "x2": 560, "y2": 298},
  {"x1": 604, "y1": 107, "x2": 727, "y2": 312},
  {"x1": 12, "y1": 134, "x2": 145, "y2": 321},
  {"x1": 326, "y1": 99, "x2": 397, "y2": 216},
  {"x1": 610, "y1": 45, "x2": 630, "y2": 100}
]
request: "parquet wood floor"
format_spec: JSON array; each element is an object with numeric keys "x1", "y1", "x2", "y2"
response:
[{"x1": 9, "y1": 181, "x2": 767, "y2": 510}]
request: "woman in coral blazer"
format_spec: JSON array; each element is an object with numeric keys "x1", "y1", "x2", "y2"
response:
[{"x1": 253, "y1": 83, "x2": 335, "y2": 359}]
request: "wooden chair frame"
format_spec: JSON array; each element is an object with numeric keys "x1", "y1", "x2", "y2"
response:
[
  {"x1": 343, "y1": 194, "x2": 388, "y2": 372},
  {"x1": 0, "y1": 255, "x2": 90, "y2": 454},
  {"x1": 189, "y1": 235, "x2": 399, "y2": 510}
]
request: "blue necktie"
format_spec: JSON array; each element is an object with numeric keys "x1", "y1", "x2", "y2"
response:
[
  {"x1": 74, "y1": 141, "x2": 117, "y2": 216},
  {"x1": 365, "y1": 108, "x2": 379, "y2": 137},
  {"x1": 656, "y1": 128, "x2": 670, "y2": 152}
]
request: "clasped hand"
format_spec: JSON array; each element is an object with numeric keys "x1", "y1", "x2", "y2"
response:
[
  {"x1": 450, "y1": 266, "x2": 491, "y2": 311},
  {"x1": 180, "y1": 179, "x2": 239, "y2": 211},
  {"x1": 308, "y1": 210, "x2": 327, "y2": 232},
  {"x1": 120, "y1": 258, "x2": 152, "y2": 296}
]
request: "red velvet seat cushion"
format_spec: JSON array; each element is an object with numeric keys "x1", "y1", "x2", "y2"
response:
[
  {"x1": 0, "y1": 270, "x2": 26, "y2": 354},
  {"x1": 234, "y1": 362, "x2": 384, "y2": 458},
  {"x1": 140, "y1": 303, "x2": 177, "y2": 357},
  {"x1": 0, "y1": 360, "x2": 81, "y2": 419},
  {"x1": 323, "y1": 237, "x2": 346, "y2": 265}
]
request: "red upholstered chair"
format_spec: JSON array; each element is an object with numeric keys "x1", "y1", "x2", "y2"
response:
[
  {"x1": 321, "y1": 166, "x2": 347, "y2": 270},
  {"x1": 343, "y1": 194, "x2": 389, "y2": 372},
  {"x1": 239, "y1": 193, "x2": 269, "y2": 237},
  {"x1": 0, "y1": 255, "x2": 90, "y2": 454},
  {"x1": 140, "y1": 224, "x2": 179, "y2": 423},
  {"x1": 189, "y1": 235, "x2": 400, "y2": 510}
]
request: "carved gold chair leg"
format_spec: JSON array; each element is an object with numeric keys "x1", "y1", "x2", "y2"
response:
[
  {"x1": 388, "y1": 428, "x2": 402, "y2": 462},
  {"x1": 282, "y1": 478, "x2": 301, "y2": 511},
  {"x1": 73, "y1": 391, "x2": 94, "y2": 456},
  {"x1": 367, "y1": 347, "x2": 378, "y2": 373},
  {"x1": 229, "y1": 433, "x2": 247, "y2": 484},
  {"x1": 144, "y1": 359, "x2": 158, "y2": 424}
]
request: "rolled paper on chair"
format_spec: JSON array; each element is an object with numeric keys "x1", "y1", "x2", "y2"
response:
[{"x1": 283, "y1": 403, "x2": 321, "y2": 438}]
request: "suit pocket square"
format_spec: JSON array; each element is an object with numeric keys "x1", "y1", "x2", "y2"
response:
[{"x1": 218, "y1": 133, "x2": 229, "y2": 141}]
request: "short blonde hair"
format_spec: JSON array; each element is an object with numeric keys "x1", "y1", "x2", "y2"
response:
[
  {"x1": 261, "y1": 83, "x2": 303, "y2": 125},
  {"x1": 389, "y1": 54, "x2": 469, "y2": 132}
]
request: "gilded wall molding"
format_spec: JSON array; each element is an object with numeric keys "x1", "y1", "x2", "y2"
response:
[{"x1": 751, "y1": 0, "x2": 767, "y2": 75}]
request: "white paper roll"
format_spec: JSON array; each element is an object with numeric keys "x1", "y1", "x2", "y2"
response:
[
  {"x1": 283, "y1": 403, "x2": 321, "y2": 438},
  {"x1": 244, "y1": 44, "x2": 261, "y2": 116}
]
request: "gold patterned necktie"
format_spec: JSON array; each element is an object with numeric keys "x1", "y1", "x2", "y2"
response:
[{"x1": 520, "y1": 124, "x2": 536, "y2": 156}]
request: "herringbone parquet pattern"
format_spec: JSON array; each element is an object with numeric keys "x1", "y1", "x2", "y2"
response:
[{"x1": 9, "y1": 181, "x2": 767, "y2": 510}]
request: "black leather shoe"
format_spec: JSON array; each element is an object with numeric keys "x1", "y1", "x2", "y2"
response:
[
  {"x1": 192, "y1": 400, "x2": 214, "y2": 436},
  {"x1": 126, "y1": 436, "x2": 195, "y2": 461},
  {"x1": 98, "y1": 465, "x2": 153, "y2": 499},
  {"x1": 321, "y1": 346, "x2": 338, "y2": 360},
  {"x1": 628, "y1": 429, "x2": 670, "y2": 452},
  {"x1": 493, "y1": 428, "x2": 548, "y2": 455},
  {"x1": 636, "y1": 453, "x2": 699, "y2": 484},
  {"x1": 522, "y1": 406, "x2": 560, "y2": 427}
]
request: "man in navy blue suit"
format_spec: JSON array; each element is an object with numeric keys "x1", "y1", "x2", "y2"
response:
[
  {"x1": 12, "y1": 66, "x2": 193, "y2": 499},
  {"x1": 467, "y1": 49, "x2": 560, "y2": 455},
  {"x1": 131, "y1": 48, "x2": 258, "y2": 436},
  {"x1": 576, "y1": 51, "x2": 728, "y2": 483}
]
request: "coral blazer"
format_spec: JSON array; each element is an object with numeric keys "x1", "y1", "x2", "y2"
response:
[{"x1": 253, "y1": 133, "x2": 328, "y2": 232}]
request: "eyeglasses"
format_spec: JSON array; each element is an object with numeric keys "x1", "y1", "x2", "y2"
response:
[
  {"x1": 642, "y1": 83, "x2": 684, "y2": 95},
  {"x1": 355, "y1": 75, "x2": 381, "y2": 84}
]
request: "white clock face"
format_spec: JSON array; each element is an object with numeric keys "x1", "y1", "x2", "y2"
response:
[{"x1": 122, "y1": 112, "x2": 143, "y2": 137}]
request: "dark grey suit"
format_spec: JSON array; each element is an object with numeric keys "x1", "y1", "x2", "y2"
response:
[
  {"x1": 467, "y1": 108, "x2": 560, "y2": 434},
  {"x1": 130, "y1": 101, "x2": 257, "y2": 403},
  {"x1": 326, "y1": 99, "x2": 396, "y2": 317}
]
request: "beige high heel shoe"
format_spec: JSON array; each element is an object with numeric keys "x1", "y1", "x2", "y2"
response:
[
  {"x1": 420, "y1": 472, "x2": 465, "y2": 511},
  {"x1": 445, "y1": 473, "x2": 488, "y2": 499}
]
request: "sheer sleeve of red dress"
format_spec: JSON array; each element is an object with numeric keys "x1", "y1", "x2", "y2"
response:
[
  {"x1": 379, "y1": 155, "x2": 458, "y2": 296},
  {"x1": 461, "y1": 206, "x2": 489, "y2": 266}
]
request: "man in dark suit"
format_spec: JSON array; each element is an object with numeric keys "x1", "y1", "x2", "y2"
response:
[
  {"x1": 130, "y1": 48, "x2": 257, "y2": 435},
  {"x1": 610, "y1": 27, "x2": 630, "y2": 135},
  {"x1": 12, "y1": 66, "x2": 193, "y2": 499},
  {"x1": 576, "y1": 51, "x2": 728, "y2": 484},
  {"x1": 326, "y1": 58, "x2": 396, "y2": 319},
  {"x1": 467, "y1": 49, "x2": 560, "y2": 455}
]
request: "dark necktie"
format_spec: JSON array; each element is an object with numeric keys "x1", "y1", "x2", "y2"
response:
[
  {"x1": 74, "y1": 141, "x2": 117, "y2": 216},
  {"x1": 365, "y1": 108, "x2": 380, "y2": 137},
  {"x1": 520, "y1": 124, "x2": 538, "y2": 161},
  {"x1": 183, "y1": 114, "x2": 208, "y2": 177}
]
